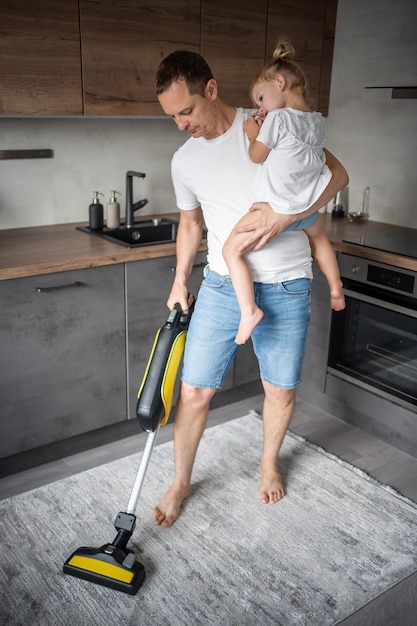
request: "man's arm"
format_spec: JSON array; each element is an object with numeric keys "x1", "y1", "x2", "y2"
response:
[
  {"x1": 167, "y1": 207, "x2": 205, "y2": 313},
  {"x1": 237, "y1": 148, "x2": 349, "y2": 252}
]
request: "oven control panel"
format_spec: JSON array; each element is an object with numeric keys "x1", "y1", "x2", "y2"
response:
[
  {"x1": 367, "y1": 264, "x2": 414, "y2": 293},
  {"x1": 338, "y1": 253, "x2": 417, "y2": 298}
]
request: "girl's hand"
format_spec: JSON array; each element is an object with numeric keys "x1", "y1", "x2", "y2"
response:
[
  {"x1": 243, "y1": 115, "x2": 261, "y2": 141},
  {"x1": 252, "y1": 109, "x2": 266, "y2": 123}
]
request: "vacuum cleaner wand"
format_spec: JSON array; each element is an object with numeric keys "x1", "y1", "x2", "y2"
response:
[{"x1": 63, "y1": 298, "x2": 195, "y2": 594}]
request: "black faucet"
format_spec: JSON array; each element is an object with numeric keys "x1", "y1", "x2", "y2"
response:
[{"x1": 126, "y1": 171, "x2": 148, "y2": 228}]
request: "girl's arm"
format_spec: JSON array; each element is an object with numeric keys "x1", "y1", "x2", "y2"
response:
[
  {"x1": 248, "y1": 140, "x2": 271, "y2": 164},
  {"x1": 243, "y1": 115, "x2": 271, "y2": 163}
]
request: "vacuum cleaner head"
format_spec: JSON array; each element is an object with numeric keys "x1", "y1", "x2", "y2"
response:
[
  {"x1": 63, "y1": 543, "x2": 146, "y2": 595},
  {"x1": 63, "y1": 511, "x2": 146, "y2": 594}
]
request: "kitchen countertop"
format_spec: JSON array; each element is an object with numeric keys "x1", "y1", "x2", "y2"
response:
[{"x1": 0, "y1": 213, "x2": 416, "y2": 281}]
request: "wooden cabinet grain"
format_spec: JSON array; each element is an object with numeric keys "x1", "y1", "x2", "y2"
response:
[
  {"x1": 201, "y1": 0, "x2": 268, "y2": 108},
  {"x1": 0, "y1": 0, "x2": 82, "y2": 115},
  {"x1": 0, "y1": 265, "x2": 126, "y2": 458},
  {"x1": 80, "y1": 0, "x2": 200, "y2": 115},
  {"x1": 266, "y1": 0, "x2": 337, "y2": 115},
  {"x1": 1, "y1": 0, "x2": 337, "y2": 116}
]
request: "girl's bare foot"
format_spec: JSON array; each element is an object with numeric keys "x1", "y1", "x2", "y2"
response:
[
  {"x1": 153, "y1": 483, "x2": 192, "y2": 527},
  {"x1": 330, "y1": 285, "x2": 346, "y2": 311},
  {"x1": 259, "y1": 461, "x2": 285, "y2": 504},
  {"x1": 235, "y1": 307, "x2": 264, "y2": 344}
]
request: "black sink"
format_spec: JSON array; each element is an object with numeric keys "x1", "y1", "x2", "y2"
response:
[{"x1": 77, "y1": 218, "x2": 178, "y2": 248}]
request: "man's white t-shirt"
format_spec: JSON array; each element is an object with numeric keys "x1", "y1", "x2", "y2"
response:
[
  {"x1": 171, "y1": 108, "x2": 313, "y2": 283},
  {"x1": 254, "y1": 108, "x2": 332, "y2": 214}
]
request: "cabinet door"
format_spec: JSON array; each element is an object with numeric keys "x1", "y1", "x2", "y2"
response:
[
  {"x1": 234, "y1": 341, "x2": 259, "y2": 386},
  {"x1": 201, "y1": 0, "x2": 268, "y2": 108},
  {"x1": 0, "y1": 0, "x2": 82, "y2": 115},
  {"x1": 0, "y1": 265, "x2": 126, "y2": 458},
  {"x1": 80, "y1": 0, "x2": 200, "y2": 115},
  {"x1": 267, "y1": 0, "x2": 337, "y2": 115},
  {"x1": 126, "y1": 251, "x2": 234, "y2": 420},
  {"x1": 299, "y1": 261, "x2": 332, "y2": 402}
]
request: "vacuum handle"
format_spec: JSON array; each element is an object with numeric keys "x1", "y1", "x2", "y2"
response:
[
  {"x1": 136, "y1": 295, "x2": 195, "y2": 432},
  {"x1": 165, "y1": 295, "x2": 195, "y2": 330}
]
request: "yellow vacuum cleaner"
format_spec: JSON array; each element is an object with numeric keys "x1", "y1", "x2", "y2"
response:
[{"x1": 63, "y1": 298, "x2": 195, "y2": 594}]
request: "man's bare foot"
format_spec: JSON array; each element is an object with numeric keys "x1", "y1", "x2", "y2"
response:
[
  {"x1": 153, "y1": 483, "x2": 192, "y2": 527},
  {"x1": 330, "y1": 286, "x2": 346, "y2": 311},
  {"x1": 235, "y1": 307, "x2": 264, "y2": 344},
  {"x1": 259, "y1": 462, "x2": 285, "y2": 504}
]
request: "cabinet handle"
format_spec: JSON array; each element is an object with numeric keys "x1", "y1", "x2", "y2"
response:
[
  {"x1": 35, "y1": 281, "x2": 83, "y2": 293},
  {"x1": 170, "y1": 263, "x2": 206, "y2": 272}
]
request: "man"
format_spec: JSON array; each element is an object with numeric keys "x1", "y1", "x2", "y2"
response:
[{"x1": 153, "y1": 51, "x2": 348, "y2": 527}]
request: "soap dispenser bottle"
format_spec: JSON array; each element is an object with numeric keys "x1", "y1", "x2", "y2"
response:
[
  {"x1": 89, "y1": 191, "x2": 104, "y2": 230},
  {"x1": 106, "y1": 190, "x2": 121, "y2": 229}
]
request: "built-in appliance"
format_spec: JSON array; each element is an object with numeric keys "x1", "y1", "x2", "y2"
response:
[
  {"x1": 343, "y1": 226, "x2": 417, "y2": 259},
  {"x1": 327, "y1": 253, "x2": 417, "y2": 414}
]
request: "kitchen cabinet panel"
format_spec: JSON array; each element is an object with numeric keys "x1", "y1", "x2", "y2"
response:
[
  {"x1": 234, "y1": 341, "x2": 259, "y2": 386},
  {"x1": 0, "y1": 0, "x2": 337, "y2": 117},
  {"x1": 0, "y1": 265, "x2": 126, "y2": 458},
  {"x1": 201, "y1": 0, "x2": 268, "y2": 108},
  {"x1": 80, "y1": 0, "x2": 200, "y2": 115},
  {"x1": 0, "y1": 0, "x2": 82, "y2": 115},
  {"x1": 299, "y1": 261, "x2": 332, "y2": 402}
]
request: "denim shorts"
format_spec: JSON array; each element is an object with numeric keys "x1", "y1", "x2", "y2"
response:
[
  {"x1": 181, "y1": 269, "x2": 311, "y2": 389},
  {"x1": 285, "y1": 211, "x2": 318, "y2": 231}
]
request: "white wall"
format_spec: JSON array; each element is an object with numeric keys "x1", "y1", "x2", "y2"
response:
[
  {"x1": 325, "y1": 0, "x2": 417, "y2": 226},
  {"x1": 0, "y1": 0, "x2": 416, "y2": 230},
  {"x1": 0, "y1": 117, "x2": 186, "y2": 229}
]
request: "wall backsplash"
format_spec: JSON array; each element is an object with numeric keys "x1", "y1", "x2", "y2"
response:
[
  {"x1": 0, "y1": 117, "x2": 185, "y2": 230},
  {"x1": 0, "y1": 0, "x2": 416, "y2": 231}
]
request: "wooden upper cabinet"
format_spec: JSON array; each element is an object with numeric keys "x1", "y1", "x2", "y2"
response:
[
  {"x1": 201, "y1": 0, "x2": 268, "y2": 108},
  {"x1": 267, "y1": 0, "x2": 337, "y2": 115},
  {"x1": 0, "y1": 0, "x2": 337, "y2": 117},
  {"x1": 0, "y1": 0, "x2": 82, "y2": 115},
  {"x1": 80, "y1": 0, "x2": 200, "y2": 115}
]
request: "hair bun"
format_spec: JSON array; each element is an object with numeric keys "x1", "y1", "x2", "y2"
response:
[{"x1": 272, "y1": 42, "x2": 295, "y2": 61}]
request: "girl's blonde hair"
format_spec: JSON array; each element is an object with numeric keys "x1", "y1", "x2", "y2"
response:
[{"x1": 254, "y1": 42, "x2": 309, "y2": 99}]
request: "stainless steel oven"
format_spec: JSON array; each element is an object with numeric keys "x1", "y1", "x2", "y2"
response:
[{"x1": 327, "y1": 253, "x2": 417, "y2": 413}]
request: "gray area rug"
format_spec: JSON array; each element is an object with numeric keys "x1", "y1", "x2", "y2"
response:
[{"x1": 1, "y1": 412, "x2": 417, "y2": 626}]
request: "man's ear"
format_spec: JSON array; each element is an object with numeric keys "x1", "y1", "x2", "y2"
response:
[{"x1": 206, "y1": 78, "x2": 218, "y2": 100}]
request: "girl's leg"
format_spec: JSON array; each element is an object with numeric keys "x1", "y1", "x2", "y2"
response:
[
  {"x1": 223, "y1": 213, "x2": 264, "y2": 344},
  {"x1": 304, "y1": 214, "x2": 345, "y2": 310}
]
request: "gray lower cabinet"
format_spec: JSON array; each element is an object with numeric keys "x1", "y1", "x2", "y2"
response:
[
  {"x1": 0, "y1": 265, "x2": 126, "y2": 458},
  {"x1": 299, "y1": 261, "x2": 332, "y2": 403},
  {"x1": 234, "y1": 341, "x2": 259, "y2": 386}
]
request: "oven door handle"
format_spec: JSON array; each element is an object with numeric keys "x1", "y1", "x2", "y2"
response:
[{"x1": 343, "y1": 288, "x2": 417, "y2": 319}]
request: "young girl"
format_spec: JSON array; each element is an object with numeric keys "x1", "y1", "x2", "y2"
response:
[{"x1": 223, "y1": 42, "x2": 346, "y2": 344}]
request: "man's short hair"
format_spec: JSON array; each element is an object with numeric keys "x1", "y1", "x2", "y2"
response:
[{"x1": 155, "y1": 50, "x2": 214, "y2": 97}]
